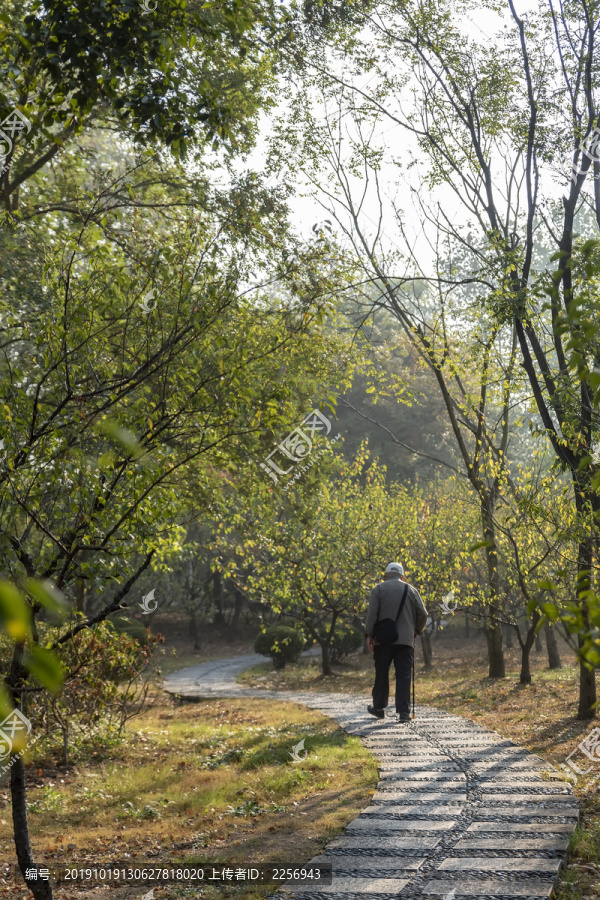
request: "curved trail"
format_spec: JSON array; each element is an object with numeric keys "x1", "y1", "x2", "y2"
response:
[{"x1": 164, "y1": 657, "x2": 577, "y2": 899}]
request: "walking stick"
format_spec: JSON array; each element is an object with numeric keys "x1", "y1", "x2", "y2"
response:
[{"x1": 412, "y1": 643, "x2": 416, "y2": 719}]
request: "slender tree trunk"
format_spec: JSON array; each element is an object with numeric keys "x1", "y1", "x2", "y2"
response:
[
  {"x1": 62, "y1": 726, "x2": 69, "y2": 768},
  {"x1": 320, "y1": 641, "x2": 332, "y2": 675},
  {"x1": 535, "y1": 631, "x2": 543, "y2": 652},
  {"x1": 505, "y1": 626, "x2": 513, "y2": 649},
  {"x1": 576, "y1": 530, "x2": 597, "y2": 719},
  {"x1": 485, "y1": 618, "x2": 505, "y2": 678},
  {"x1": 11, "y1": 759, "x2": 52, "y2": 900},
  {"x1": 578, "y1": 634, "x2": 597, "y2": 720},
  {"x1": 518, "y1": 627, "x2": 537, "y2": 685},
  {"x1": 212, "y1": 570, "x2": 225, "y2": 627},
  {"x1": 520, "y1": 640, "x2": 533, "y2": 684},
  {"x1": 74, "y1": 579, "x2": 86, "y2": 615},
  {"x1": 189, "y1": 609, "x2": 200, "y2": 650},
  {"x1": 465, "y1": 615, "x2": 470, "y2": 638},
  {"x1": 421, "y1": 631, "x2": 433, "y2": 668},
  {"x1": 231, "y1": 588, "x2": 244, "y2": 631},
  {"x1": 7, "y1": 646, "x2": 52, "y2": 900},
  {"x1": 545, "y1": 622, "x2": 562, "y2": 669},
  {"x1": 481, "y1": 500, "x2": 505, "y2": 678}
]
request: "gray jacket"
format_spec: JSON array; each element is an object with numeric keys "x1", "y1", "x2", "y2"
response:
[{"x1": 364, "y1": 576, "x2": 428, "y2": 648}]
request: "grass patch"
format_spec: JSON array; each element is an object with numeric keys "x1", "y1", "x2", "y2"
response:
[{"x1": 0, "y1": 691, "x2": 377, "y2": 900}]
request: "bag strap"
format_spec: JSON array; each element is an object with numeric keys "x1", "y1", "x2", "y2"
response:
[
  {"x1": 393, "y1": 582, "x2": 409, "y2": 624},
  {"x1": 376, "y1": 581, "x2": 409, "y2": 624}
]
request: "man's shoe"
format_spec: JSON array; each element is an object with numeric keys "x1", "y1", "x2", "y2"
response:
[
  {"x1": 396, "y1": 713, "x2": 411, "y2": 723},
  {"x1": 367, "y1": 705, "x2": 385, "y2": 719}
]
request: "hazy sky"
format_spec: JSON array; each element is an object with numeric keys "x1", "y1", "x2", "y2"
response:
[{"x1": 248, "y1": 0, "x2": 569, "y2": 278}]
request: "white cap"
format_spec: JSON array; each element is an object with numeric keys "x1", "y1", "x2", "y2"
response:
[{"x1": 385, "y1": 562, "x2": 404, "y2": 575}]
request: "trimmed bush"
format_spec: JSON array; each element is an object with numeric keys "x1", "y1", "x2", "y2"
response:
[
  {"x1": 254, "y1": 626, "x2": 304, "y2": 669},
  {"x1": 320, "y1": 623, "x2": 364, "y2": 663},
  {"x1": 279, "y1": 617, "x2": 313, "y2": 650}
]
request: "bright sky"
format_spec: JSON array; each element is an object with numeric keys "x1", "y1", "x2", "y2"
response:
[{"x1": 244, "y1": 0, "x2": 571, "y2": 277}]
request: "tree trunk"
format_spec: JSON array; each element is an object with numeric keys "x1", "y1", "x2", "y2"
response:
[
  {"x1": 212, "y1": 570, "x2": 225, "y2": 626},
  {"x1": 485, "y1": 618, "x2": 505, "y2": 678},
  {"x1": 11, "y1": 758, "x2": 53, "y2": 900},
  {"x1": 189, "y1": 609, "x2": 200, "y2": 651},
  {"x1": 481, "y1": 500, "x2": 506, "y2": 678},
  {"x1": 535, "y1": 631, "x2": 543, "y2": 652},
  {"x1": 7, "y1": 644, "x2": 52, "y2": 900},
  {"x1": 62, "y1": 725, "x2": 69, "y2": 768},
  {"x1": 505, "y1": 625, "x2": 513, "y2": 649},
  {"x1": 578, "y1": 634, "x2": 597, "y2": 719},
  {"x1": 320, "y1": 641, "x2": 332, "y2": 676},
  {"x1": 519, "y1": 624, "x2": 538, "y2": 685},
  {"x1": 231, "y1": 588, "x2": 244, "y2": 631},
  {"x1": 74, "y1": 579, "x2": 86, "y2": 615},
  {"x1": 575, "y1": 502, "x2": 597, "y2": 719},
  {"x1": 465, "y1": 615, "x2": 470, "y2": 638},
  {"x1": 545, "y1": 622, "x2": 562, "y2": 669},
  {"x1": 421, "y1": 631, "x2": 433, "y2": 668},
  {"x1": 520, "y1": 643, "x2": 532, "y2": 684}
]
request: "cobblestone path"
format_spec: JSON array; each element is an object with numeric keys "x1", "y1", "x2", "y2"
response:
[{"x1": 164, "y1": 657, "x2": 577, "y2": 900}]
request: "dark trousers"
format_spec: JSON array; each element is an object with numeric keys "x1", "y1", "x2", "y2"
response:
[{"x1": 373, "y1": 643, "x2": 413, "y2": 715}]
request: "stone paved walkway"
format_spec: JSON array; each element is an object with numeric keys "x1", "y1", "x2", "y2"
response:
[{"x1": 164, "y1": 656, "x2": 578, "y2": 900}]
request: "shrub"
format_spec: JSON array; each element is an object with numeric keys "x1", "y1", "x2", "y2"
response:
[
  {"x1": 28, "y1": 618, "x2": 163, "y2": 766},
  {"x1": 279, "y1": 617, "x2": 313, "y2": 650},
  {"x1": 320, "y1": 623, "x2": 363, "y2": 663},
  {"x1": 254, "y1": 626, "x2": 304, "y2": 669},
  {"x1": 111, "y1": 614, "x2": 151, "y2": 645}
]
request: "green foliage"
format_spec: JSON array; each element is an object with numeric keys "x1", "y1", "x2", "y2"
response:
[
  {"x1": 319, "y1": 622, "x2": 362, "y2": 662},
  {"x1": 254, "y1": 625, "x2": 304, "y2": 669},
  {"x1": 111, "y1": 615, "x2": 152, "y2": 647},
  {"x1": 27, "y1": 620, "x2": 162, "y2": 765},
  {"x1": 0, "y1": 0, "x2": 287, "y2": 208}
]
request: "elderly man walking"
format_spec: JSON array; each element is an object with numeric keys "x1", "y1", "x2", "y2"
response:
[{"x1": 364, "y1": 562, "x2": 428, "y2": 722}]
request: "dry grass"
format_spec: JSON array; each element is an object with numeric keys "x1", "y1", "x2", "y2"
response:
[{"x1": 0, "y1": 692, "x2": 377, "y2": 900}]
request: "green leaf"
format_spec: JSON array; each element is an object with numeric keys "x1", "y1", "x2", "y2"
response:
[
  {"x1": 0, "y1": 581, "x2": 30, "y2": 641},
  {"x1": 24, "y1": 579, "x2": 67, "y2": 615},
  {"x1": 468, "y1": 540, "x2": 494, "y2": 552},
  {"x1": 537, "y1": 578, "x2": 557, "y2": 592},
  {"x1": 0, "y1": 684, "x2": 15, "y2": 722},
  {"x1": 541, "y1": 603, "x2": 560, "y2": 622},
  {"x1": 23, "y1": 645, "x2": 64, "y2": 694},
  {"x1": 96, "y1": 418, "x2": 144, "y2": 460}
]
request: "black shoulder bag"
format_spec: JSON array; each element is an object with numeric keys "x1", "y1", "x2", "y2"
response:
[{"x1": 372, "y1": 582, "x2": 409, "y2": 645}]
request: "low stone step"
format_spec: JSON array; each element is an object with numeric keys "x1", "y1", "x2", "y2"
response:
[
  {"x1": 476, "y1": 806, "x2": 578, "y2": 819},
  {"x1": 422, "y1": 878, "x2": 555, "y2": 897},
  {"x1": 346, "y1": 818, "x2": 458, "y2": 832},
  {"x1": 466, "y1": 822, "x2": 575, "y2": 833},
  {"x1": 437, "y1": 858, "x2": 561, "y2": 873},
  {"x1": 283, "y1": 876, "x2": 411, "y2": 893},
  {"x1": 454, "y1": 836, "x2": 569, "y2": 850},
  {"x1": 371, "y1": 790, "x2": 467, "y2": 802},
  {"x1": 379, "y1": 772, "x2": 466, "y2": 781},
  {"x1": 363, "y1": 804, "x2": 465, "y2": 817},
  {"x1": 327, "y1": 834, "x2": 443, "y2": 850},
  {"x1": 480, "y1": 790, "x2": 574, "y2": 799},
  {"x1": 308, "y1": 854, "x2": 426, "y2": 871}
]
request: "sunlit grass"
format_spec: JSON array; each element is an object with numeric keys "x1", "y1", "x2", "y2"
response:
[{"x1": 0, "y1": 692, "x2": 377, "y2": 900}]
